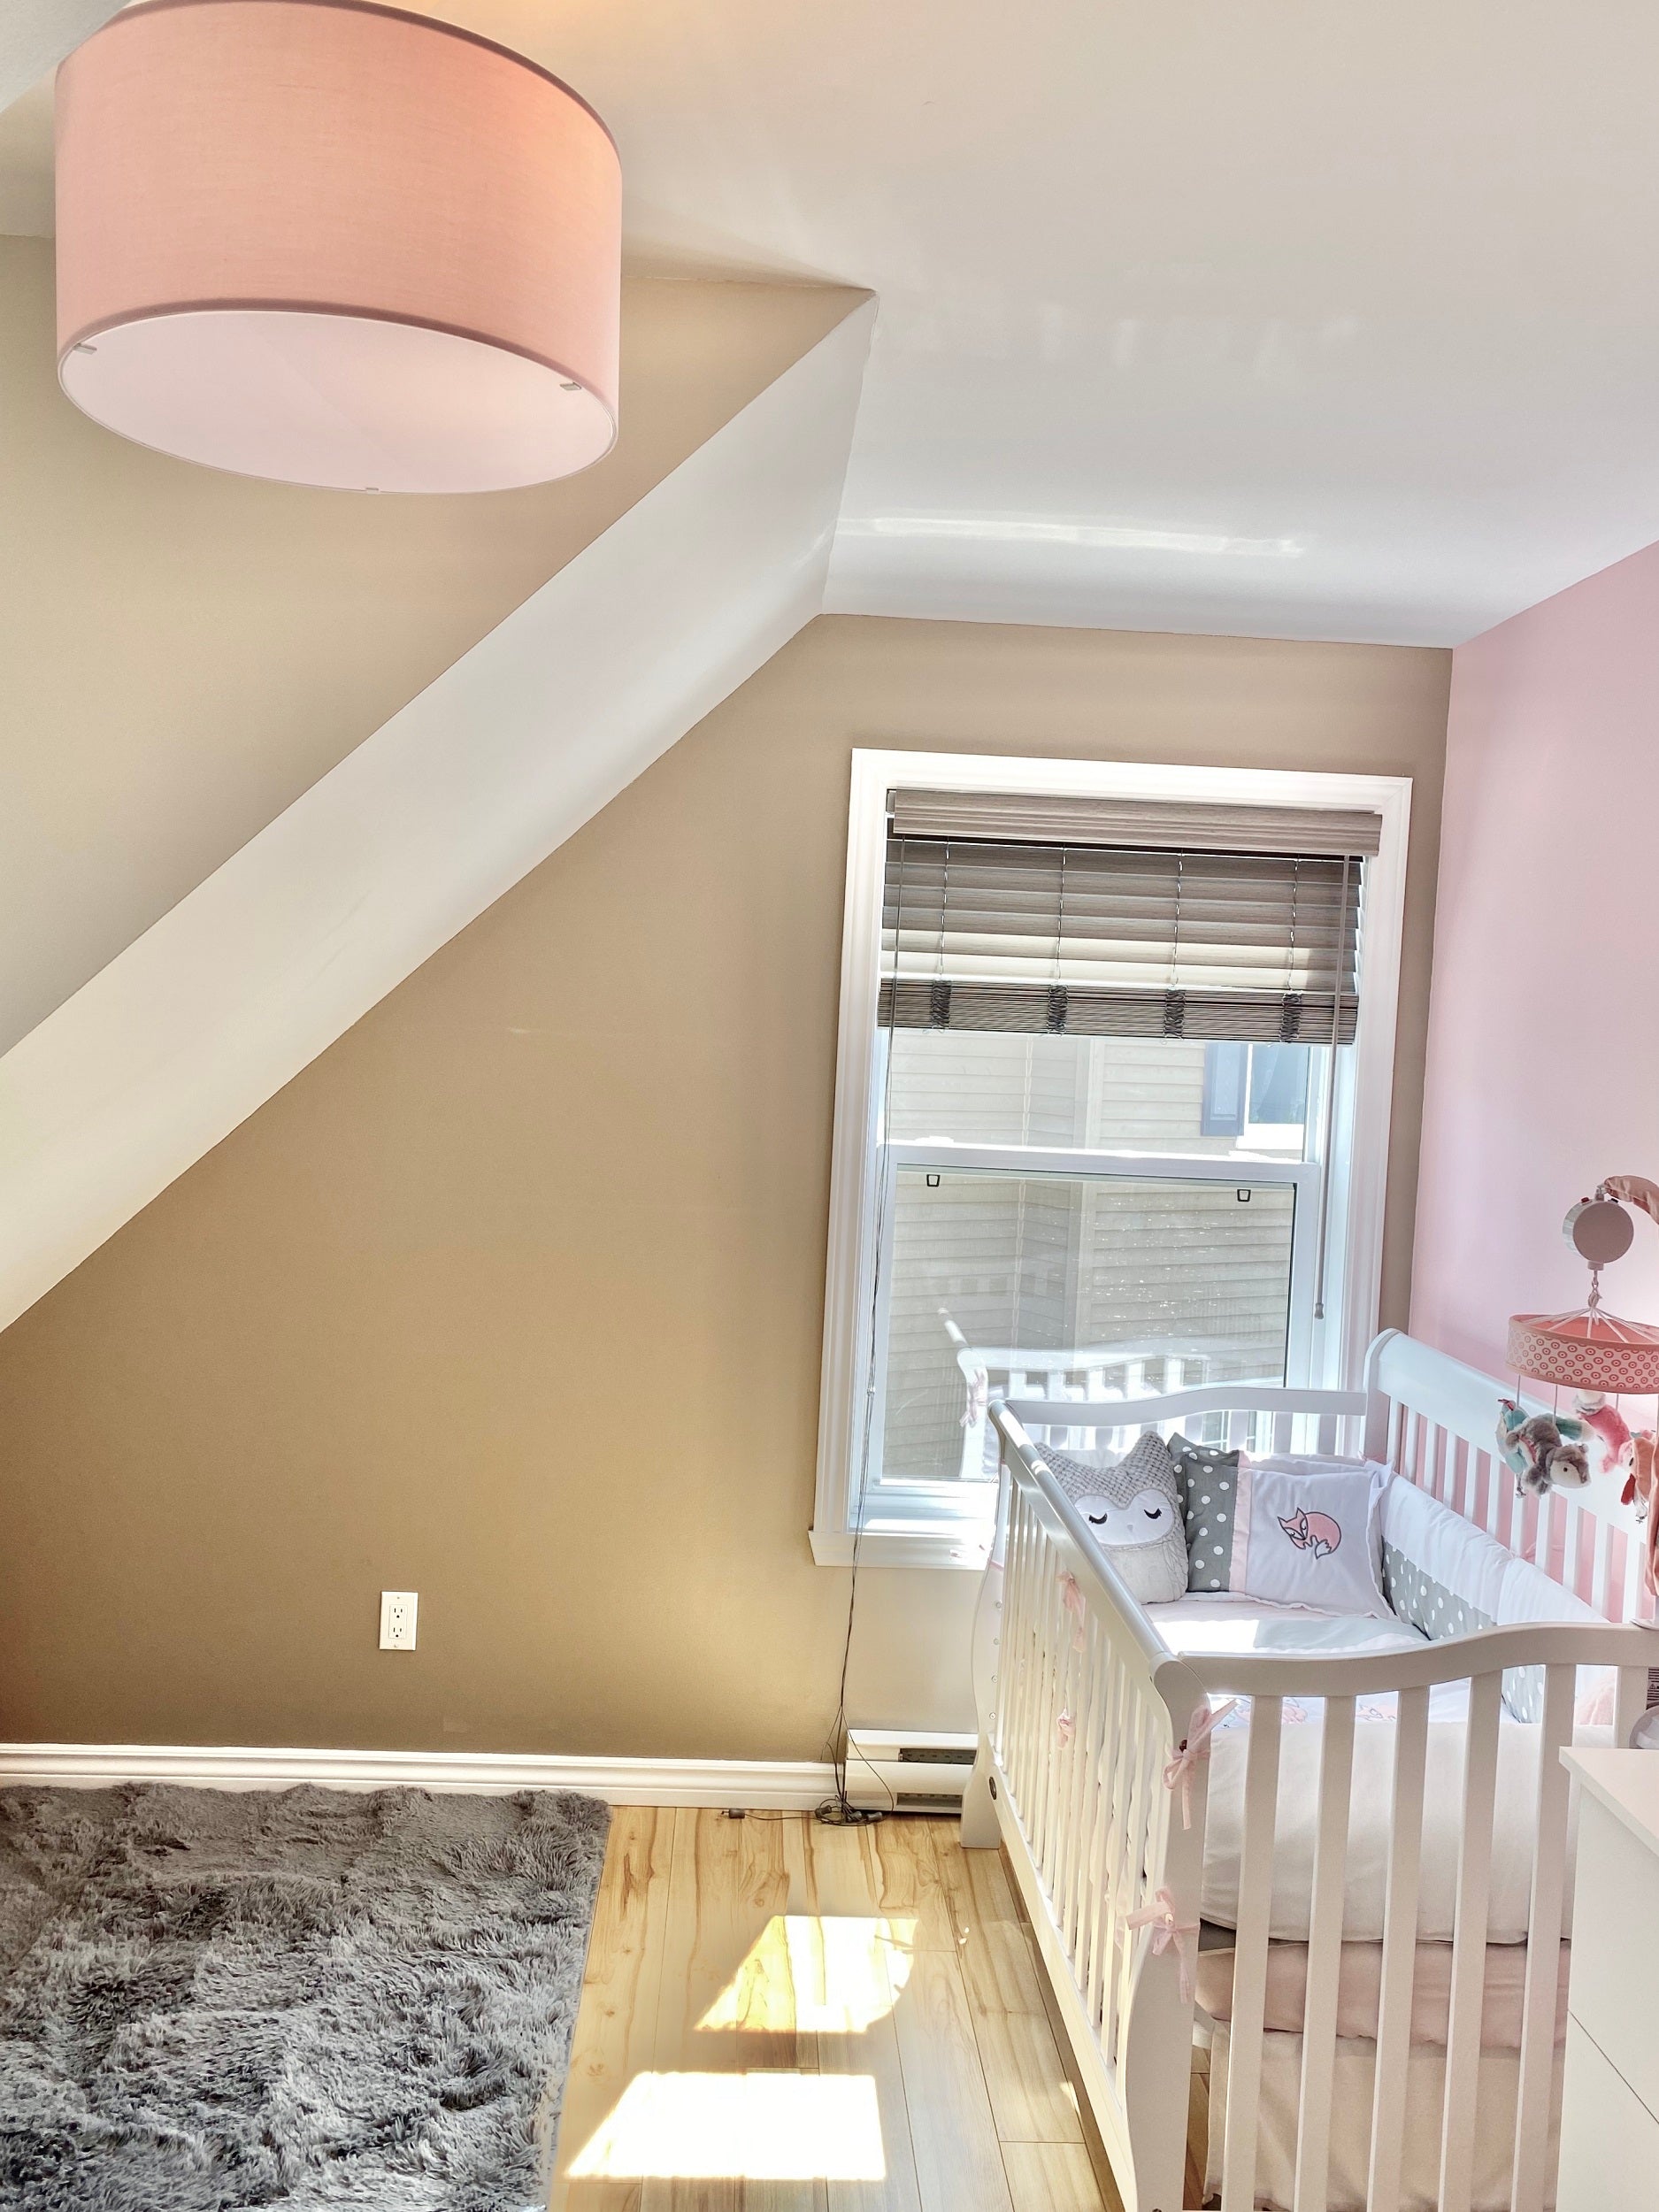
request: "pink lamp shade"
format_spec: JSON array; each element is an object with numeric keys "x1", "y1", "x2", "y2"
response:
[
  {"x1": 1506, "y1": 1308, "x2": 1659, "y2": 1396},
  {"x1": 54, "y1": 0, "x2": 621, "y2": 493}
]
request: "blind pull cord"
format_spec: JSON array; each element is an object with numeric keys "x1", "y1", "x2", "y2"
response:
[
  {"x1": 1048, "y1": 846, "x2": 1068, "y2": 1033},
  {"x1": 1279, "y1": 854, "x2": 1302, "y2": 1042},
  {"x1": 1163, "y1": 851, "x2": 1186, "y2": 1037},
  {"x1": 929, "y1": 837, "x2": 951, "y2": 1029}
]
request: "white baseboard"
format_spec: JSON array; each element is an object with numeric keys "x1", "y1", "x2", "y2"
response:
[{"x1": 0, "y1": 1741, "x2": 839, "y2": 1810}]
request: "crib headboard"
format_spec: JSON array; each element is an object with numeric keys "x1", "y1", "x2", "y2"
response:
[
  {"x1": 1365, "y1": 1328, "x2": 1651, "y2": 1623},
  {"x1": 988, "y1": 1326, "x2": 1651, "y2": 1623}
]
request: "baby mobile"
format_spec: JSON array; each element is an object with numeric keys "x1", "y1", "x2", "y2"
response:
[{"x1": 1502, "y1": 1176, "x2": 1659, "y2": 1598}]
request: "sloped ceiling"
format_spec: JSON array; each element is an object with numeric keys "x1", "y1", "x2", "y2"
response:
[
  {"x1": 7, "y1": 1, "x2": 1659, "y2": 643},
  {"x1": 0, "y1": 239, "x2": 860, "y2": 1056},
  {"x1": 0, "y1": 296, "x2": 876, "y2": 1334}
]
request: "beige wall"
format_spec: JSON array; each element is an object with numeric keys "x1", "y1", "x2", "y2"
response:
[
  {"x1": 0, "y1": 615, "x2": 1450, "y2": 1757},
  {"x1": 0, "y1": 233, "x2": 857, "y2": 1053}
]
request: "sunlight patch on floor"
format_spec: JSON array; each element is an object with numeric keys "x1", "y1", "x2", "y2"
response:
[
  {"x1": 566, "y1": 2070, "x2": 887, "y2": 2180},
  {"x1": 697, "y1": 1913, "x2": 918, "y2": 2033}
]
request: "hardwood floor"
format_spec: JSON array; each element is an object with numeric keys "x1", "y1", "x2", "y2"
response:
[{"x1": 549, "y1": 1809, "x2": 1125, "y2": 2212}]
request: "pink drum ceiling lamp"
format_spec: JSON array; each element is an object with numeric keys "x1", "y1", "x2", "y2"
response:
[{"x1": 54, "y1": 0, "x2": 621, "y2": 493}]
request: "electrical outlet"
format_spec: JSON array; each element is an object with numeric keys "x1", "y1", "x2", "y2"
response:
[{"x1": 379, "y1": 1590, "x2": 419, "y2": 1651}]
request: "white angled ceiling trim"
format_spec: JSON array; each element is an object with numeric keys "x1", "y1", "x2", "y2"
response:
[{"x1": 0, "y1": 297, "x2": 875, "y2": 1334}]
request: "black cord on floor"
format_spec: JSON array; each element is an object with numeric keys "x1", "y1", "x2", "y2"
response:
[{"x1": 815, "y1": 849, "x2": 918, "y2": 1832}]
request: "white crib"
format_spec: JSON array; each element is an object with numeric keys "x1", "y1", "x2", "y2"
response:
[{"x1": 961, "y1": 1328, "x2": 1656, "y2": 2212}]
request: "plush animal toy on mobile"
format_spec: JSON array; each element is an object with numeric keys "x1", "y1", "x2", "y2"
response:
[
  {"x1": 1495, "y1": 1400, "x2": 1591, "y2": 1496},
  {"x1": 1577, "y1": 1393, "x2": 1634, "y2": 1482}
]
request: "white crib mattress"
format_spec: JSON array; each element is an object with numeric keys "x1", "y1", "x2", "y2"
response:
[
  {"x1": 1148, "y1": 1594, "x2": 1427, "y2": 1662},
  {"x1": 1145, "y1": 1592, "x2": 1609, "y2": 1941}
]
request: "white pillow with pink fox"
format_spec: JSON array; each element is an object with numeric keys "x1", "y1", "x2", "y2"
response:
[{"x1": 1187, "y1": 1455, "x2": 1393, "y2": 1617}]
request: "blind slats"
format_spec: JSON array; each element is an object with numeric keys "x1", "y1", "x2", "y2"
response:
[
  {"x1": 887, "y1": 789, "x2": 1383, "y2": 858},
  {"x1": 882, "y1": 833, "x2": 1363, "y2": 1045}
]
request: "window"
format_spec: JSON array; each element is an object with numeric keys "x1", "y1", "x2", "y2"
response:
[
  {"x1": 811, "y1": 753, "x2": 1411, "y2": 1566},
  {"x1": 1200, "y1": 1041, "x2": 1310, "y2": 1146}
]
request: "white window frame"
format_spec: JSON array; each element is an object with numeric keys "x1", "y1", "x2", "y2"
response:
[{"x1": 809, "y1": 749, "x2": 1412, "y2": 1568}]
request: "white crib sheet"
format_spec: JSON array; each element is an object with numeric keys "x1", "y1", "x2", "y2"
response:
[{"x1": 1148, "y1": 1594, "x2": 1427, "y2": 1663}]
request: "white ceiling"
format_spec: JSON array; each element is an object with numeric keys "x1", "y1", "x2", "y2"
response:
[{"x1": 7, "y1": 0, "x2": 1659, "y2": 645}]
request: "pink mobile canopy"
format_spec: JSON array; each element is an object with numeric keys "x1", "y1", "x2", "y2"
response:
[
  {"x1": 54, "y1": 0, "x2": 621, "y2": 492},
  {"x1": 1506, "y1": 1307, "x2": 1659, "y2": 1395}
]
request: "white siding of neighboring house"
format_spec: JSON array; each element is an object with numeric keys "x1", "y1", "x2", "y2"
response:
[{"x1": 877, "y1": 1031, "x2": 1302, "y2": 1484}]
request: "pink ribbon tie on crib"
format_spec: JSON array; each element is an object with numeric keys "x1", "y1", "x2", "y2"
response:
[
  {"x1": 1056, "y1": 1571, "x2": 1088, "y2": 1652},
  {"x1": 1163, "y1": 1699, "x2": 1239, "y2": 1829},
  {"x1": 1125, "y1": 1888, "x2": 1200, "y2": 2002}
]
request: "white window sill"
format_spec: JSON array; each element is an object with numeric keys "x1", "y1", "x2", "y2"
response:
[{"x1": 808, "y1": 1522, "x2": 994, "y2": 1570}]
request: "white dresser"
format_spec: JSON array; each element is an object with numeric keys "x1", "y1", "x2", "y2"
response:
[{"x1": 1558, "y1": 1749, "x2": 1659, "y2": 2208}]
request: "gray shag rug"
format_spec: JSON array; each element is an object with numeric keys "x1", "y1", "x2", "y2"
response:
[{"x1": 0, "y1": 1782, "x2": 610, "y2": 2212}]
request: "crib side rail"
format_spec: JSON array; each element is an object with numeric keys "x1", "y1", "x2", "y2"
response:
[
  {"x1": 984, "y1": 1400, "x2": 1656, "y2": 2212},
  {"x1": 1000, "y1": 1379, "x2": 1367, "y2": 1462},
  {"x1": 1191, "y1": 1630, "x2": 1649, "y2": 2212},
  {"x1": 985, "y1": 1405, "x2": 1209, "y2": 2212}
]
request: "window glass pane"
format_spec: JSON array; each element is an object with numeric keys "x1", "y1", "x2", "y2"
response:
[
  {"x1": 1248, "y1": 1043, "x2": 1310, "y2": 1129},
  {"x1": 886, "y1": 1029, "x2": 1325, "y2": 1159},
  {"x1": 877, "y1": 1167, "x2": 1295, "y2": 1487},
  {"x1": 1201, "y1": 1041, "x2": 1248, "y2": 1137}
]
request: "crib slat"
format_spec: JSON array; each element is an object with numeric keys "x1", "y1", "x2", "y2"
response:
[
  {"x1": 1316, "y1": 1410, "x2": 1338, "y2": 1456},
  {"x1": 1449, "y1": 1438, "x2": 1469, "y2": 1517},
  {"x1": 1220, "y1": 1694, "x2": 1283, "y2": 2212},
  {"x1": 1428, "y1": 1422, "x2": 1448, "y2": 1501},
  {"x1": 1293, "y1": 1694, "x2": 1356, "y2": 2212},
  {"x1": 1572, "y1": 1499, "x2": 1597, "y2": 1604},
  {"x1": 1060, "y1": 1609, "x2": 1104, "y2": 1955},
  {"x1": 1607, "y1": 1525, "x2": 1630, "y2": 1621},
  {"x1": 1059, "y1": 1609, "x2": 1100, "y2": 1956},
  {"x1": 1097, "y1": 1673, "x2": 1143, "y2": 2062},
  {"x1": 1510, "y1": 1663, "x2": 1575, "y2": 2212},
  {"x1": 1033, "y1": 1552, "x2": 1068, "y2": 1876},
  {"x1": 999, "y1": 1492, "x2": 1028, "y2": 1799},
  {"x1": 1099, "y1": 1678, "x2": 1139, "y2": 2062},
  {"x1": 1439, "y1": 1669, "x2": 1504, "y2": 2212},
  {"x1": 1010, "y1": 1503, "x2": 1043, "y2": 1818},
  {"x1": 995, "y1": 1488, "x2": 1026, "y2": 1775},
  {"x1": 1367, "y1": 1683, "x2": 1430, "y2": 2212},
  {"x1": 1081, "y1": 1649, "x2": 1122, "y2": 2029},
  {"x1": 1473, "y1": 1448, "x2": 1494, "y2": 1539},
  {"x1": 1110, "y1": 1694, "x2": 1161, "y2": 2070},
  {"x1": 1048, "y1": 1571, "x2": 1079, "y2": 1926},
  {"x1": 1271, "y1": 1409, "x2": 1293, "y2": 1455}
]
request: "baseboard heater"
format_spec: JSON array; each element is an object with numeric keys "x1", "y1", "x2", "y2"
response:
[{"x1": 843, "y1": 1728, "x2": 978, "y2": 1813}]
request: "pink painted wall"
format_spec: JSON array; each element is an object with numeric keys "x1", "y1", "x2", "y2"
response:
[{"x1": 1411, "y1": 539, "x2": 1659, "y2": 1372}]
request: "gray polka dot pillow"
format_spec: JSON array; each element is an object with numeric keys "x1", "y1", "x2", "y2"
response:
[{"x1": 1170, "y1": 1440, "x2": 1243, "y2": 1594}]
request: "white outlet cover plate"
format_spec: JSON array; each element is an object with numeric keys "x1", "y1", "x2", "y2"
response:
[{"x1": 379, "y1": 1590, "x2": 419, "y2": 1651}]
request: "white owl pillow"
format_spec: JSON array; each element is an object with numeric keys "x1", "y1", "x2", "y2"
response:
[{"x1": 1038, "y1": 1431, "x2": 1187, "y2": 1605}]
